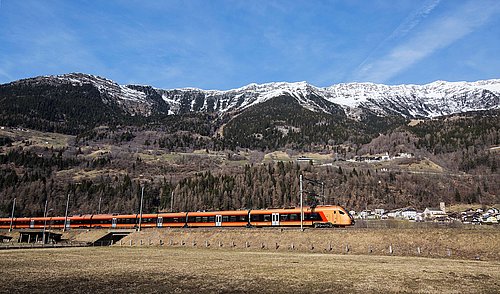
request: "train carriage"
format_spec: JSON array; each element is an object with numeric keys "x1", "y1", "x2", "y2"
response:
[
  {"x1": 69, "y1": 215, "x2": 93, "y2": 228},
  {"x1": 158, "y1": 212, "x2": 188, "y2": 228},
  {"x1": 138, "y1": 213, "x2": 160, "y2": 228},
  {"x1": 0, "y1": 217, "x2": 32, "y2": 229},
  {"x1": 249, "y1": 207, "x2": 325, "y2": 227},
  {"x1": 110, "y1": 214, "x2": 138, "y2": 229},
  {"x1": 186, "y1": 210, "x2": 249, "y2": 227}
]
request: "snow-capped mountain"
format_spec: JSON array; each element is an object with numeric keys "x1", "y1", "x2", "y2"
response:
[
  {"x1": 158, "y1": 78, "x2": 500, "y2": 119},
  {"x1": 157, "y1": 81, "x2": 342, "y2": 116},
  {"x1": 3, "y1": 73, "x2": 499, "y2": 119},
  {"x1": 324, "y1": 80, "x2": 500, "y2": 118}
]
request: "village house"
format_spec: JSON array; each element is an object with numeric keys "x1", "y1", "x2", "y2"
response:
[
  {"x1": 401, "y1": 208, "x2": 418, "y2": 220},
  {"x1": 423, "y1": 207, "x2": 446, "y2": 219}
]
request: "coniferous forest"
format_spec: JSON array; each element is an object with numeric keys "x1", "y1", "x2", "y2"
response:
[
  {"x1": 0, "y1": 77, "x2": 498, "y2": 217},
  {"x1": 0, "y1": 109, "x2": 498, "y2": 217}
]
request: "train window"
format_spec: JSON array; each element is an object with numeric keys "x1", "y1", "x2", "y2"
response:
[
  {"x1": 202, "y1": 217, "x2": 209, "y2": 222},
  {"x1": 304, "y1": 213, "x2": 322, "y2": 221},
  {"x1": 250, "y1": 214, "x2": 263, "y2": 222},
  {"x1": 229, "y1": 216, "x2": 237, "y2": 222},
  {"x1": 208, "y1": 216, "x2": 215, "y2": 222},
  {"x1": 289, "y1": 214, "x2": 298, "y2": 221},
  {"x1": 238, "y1": 215, "x2": 248, "y2": 222},
  {"x1": 143, "y1": 218, "x2": 156, "y2": 223},
  {"x1": 334, "y1": 211, "x2": 337, "y2": 214},
  {"x1": 222, "y1": 216, "x2": 229, "y2": 222},
  {"x1": 165, "y1": 217, "x2": 178, "y2": 223},
  {"x1": 280, "y1": 214, "x2": 289, "y2": 221},
  {"x1": 120, "y1": 218, "x2": 136, "y2": 224},
  {"x1": 263, "y1": 215, "x2": 271, "y2": 222},
  {"x1": 339, "y1": 211, "x2": 345, "y2": 215}
]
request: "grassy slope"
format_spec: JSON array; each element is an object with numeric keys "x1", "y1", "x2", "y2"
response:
[{"x1": 120, "y1": 227, "x2": 500, "y2": 261}]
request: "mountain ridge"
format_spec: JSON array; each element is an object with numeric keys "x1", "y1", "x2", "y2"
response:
[{"x1": 3, "y1": 73, "x2": 499, "y2": 120}]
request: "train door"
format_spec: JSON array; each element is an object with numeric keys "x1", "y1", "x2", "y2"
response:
[
  {"x1": 30, "y1": 220, "x2": 34, "y2": 229},
  {"x1": 215, "y1": 215, "x2": 222, "y2": 227},
  {"x1": 333, "y1": 211, "x2": 338, "y2": 225},
  {"x1": 272, "y1": 213, "x2": 280, "y2": 226},
  {"x1": 157, "y1": 217, "x2": 163, "y2": 228},
  {"x1": 112, "y1": 218, "x2": 117, "y2": 229}
]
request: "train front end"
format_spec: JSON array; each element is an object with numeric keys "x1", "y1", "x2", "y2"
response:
[{"x1": 316, "y1": 205, "x2": 355, "y2": 227}]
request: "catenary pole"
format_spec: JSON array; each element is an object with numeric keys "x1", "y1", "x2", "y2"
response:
[
  {"x1": 300, "y1": 174, "x2": 303, "y2": 231},
  {"x1": 98, "y1": 196, "x2": 102, "y2": 215},
  {"x1": 170, "y1": 191, "x2": 174, "y2": 212},
  {"x1": 138, "y1": 185, "x2": 144, "y2": 231},
  {"x1": 42, "y1": 199, "x2": 48, "y2": 244},
  {"x1": 63, "y1": 193, "x2": 70, "y2": 232},
  {"x1": 9, "y1": 198, "x2": 16, "y2": 232}
]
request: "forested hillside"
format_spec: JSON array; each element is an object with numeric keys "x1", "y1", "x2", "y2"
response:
[
  {"x1": 0, "y1": 118, "x2": 498, "y2": 217},
  {"x1": 0, "y1": 74, "x2": 498, "y2": 216}
]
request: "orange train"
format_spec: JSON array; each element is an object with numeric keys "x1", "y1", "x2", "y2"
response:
[{"x1": 0, "y1": 205, "x2": 354, "y2": 230}]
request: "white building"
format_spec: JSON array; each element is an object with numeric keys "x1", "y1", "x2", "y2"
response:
[
  {"x1": 401, "y1": 208, "x2": 417, "y2": 220},
  {"x1": 423, "y1": 207, "x2": 446, "y2": 219}
]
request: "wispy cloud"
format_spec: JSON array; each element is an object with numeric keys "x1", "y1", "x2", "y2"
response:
[{"x1": 352, "y1": 0, "x2": 500, "y2": 83}]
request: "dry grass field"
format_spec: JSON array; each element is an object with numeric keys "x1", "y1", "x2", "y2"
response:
[
  {"x1": 0, "y1": 247, "x2": 499, "y2": 293},
  {"x1": 122, "y1": 227, "x2": 500, "y2": 261}
]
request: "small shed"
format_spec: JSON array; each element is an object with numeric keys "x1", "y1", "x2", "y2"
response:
[
  {"x1": 18, "y1": 230, "x2": 62, "y2": 244},
  {"x1": 0, "y1": 235, "x2": 13, "y2": 243}
]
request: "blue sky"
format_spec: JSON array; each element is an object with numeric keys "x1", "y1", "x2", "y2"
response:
[{"x1": 0, "y1": 0, "x2": 499, "y2": 90}]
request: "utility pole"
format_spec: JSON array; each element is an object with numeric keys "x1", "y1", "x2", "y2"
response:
[
  {"x1": 63, "y1": 193, "x2": 70, "y2": 232},
  {"x1": 300, "y1": 175, "x2": 303, "y2": 231},
  {"x1": 9, "y1": 198, "x2": 16, "y2": 232},
  {"x1": 138, "y1": 185, "x2": 144, "y2": 231}
]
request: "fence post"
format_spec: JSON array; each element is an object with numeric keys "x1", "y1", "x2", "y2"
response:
[
  {"x1": 389, "y1": 244, "x2": 393, "y2": 255},
  {"x1": 417, "y1": 246, "x2": 421, "y2": 255}
]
